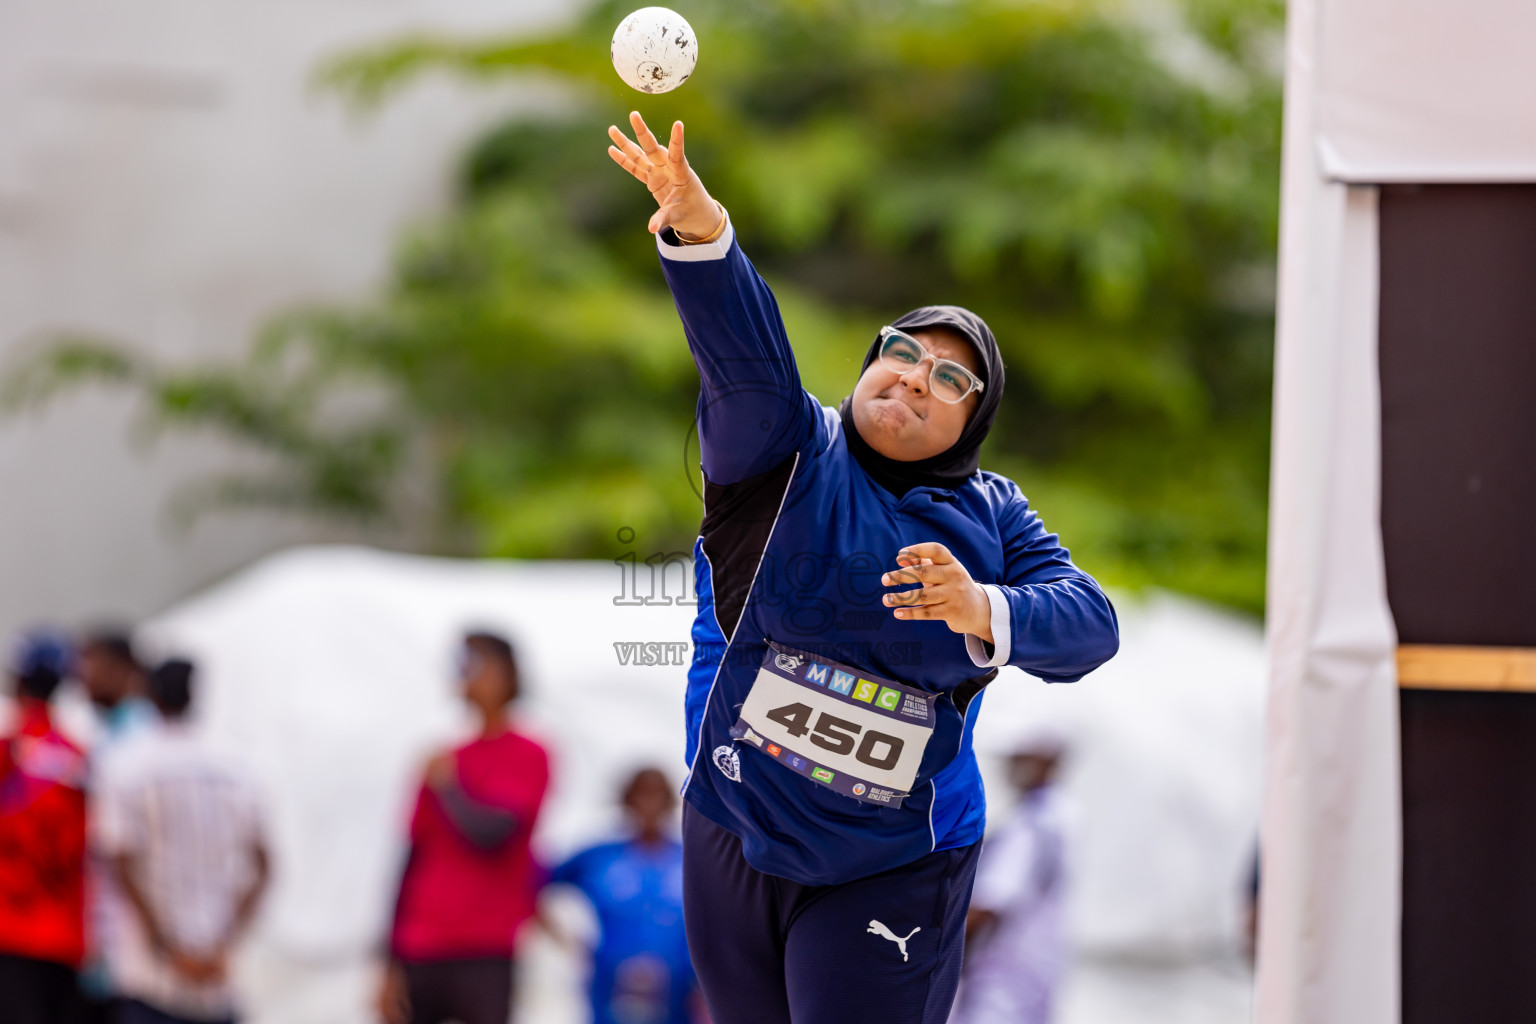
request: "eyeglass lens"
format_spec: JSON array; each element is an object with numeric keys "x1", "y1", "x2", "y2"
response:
[{"x1": 878, "y1": 332, "x2": 979, "y2": 403}]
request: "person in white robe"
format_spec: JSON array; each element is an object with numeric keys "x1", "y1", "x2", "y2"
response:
[{"x1": 951, "y1": 728, "x2": 1071, "y2": 1024}]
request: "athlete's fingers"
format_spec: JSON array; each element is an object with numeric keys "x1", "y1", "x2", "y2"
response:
[
  {"x1": 668, "y1": 120, "x2": 686, "y2": 170},
  {"x1": 887, "y1": 559, "x2": 935, "y2": 589},
  {"x1": 885, "y1": 556, "x2": 974, "y2": 591},
  {"x1": 892, "y1": 603, "x2": 940, "y2": 620},
  {"x1": 609, "y1": 134, "x2": 659, "y2": 185},
  {"x1": 607, "y1": 146, "x2": 650, "y2": 184},
  {"x1": 883, "y1": 560, "x2": 962, "y2": 588},
  {"x1": 610, "y1": 131, "x2": 674, "y2": 200},
  {"x1": 609, "y1": 126, "x2": 652, "y2": 166},
  {"x1": 606, "y1": 123, "x2": 638, "y2": 154},
  {"x1": 883, "y1": 582, "x2": 956, "y2": 607},
  {"x1": 897, "y1": 542, "x2": 955, "y2": 566},
  {"x1": 630, "y1": 110, "x2": 665, "y2": 158}
]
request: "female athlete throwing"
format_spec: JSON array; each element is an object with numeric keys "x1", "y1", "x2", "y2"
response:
[{"x1": 607, "y1": 111, "x2": 1119, "y2": 1024}]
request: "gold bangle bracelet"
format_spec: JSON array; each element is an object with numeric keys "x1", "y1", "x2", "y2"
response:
[{"x1": 677, "y1": 202, "x2": 728, "y2": 245}]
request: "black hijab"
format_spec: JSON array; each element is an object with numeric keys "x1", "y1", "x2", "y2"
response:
[{"x1": 837, "y1": 305, "x2": 1006, "y2": 496}]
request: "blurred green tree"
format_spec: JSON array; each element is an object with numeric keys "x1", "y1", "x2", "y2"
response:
[{"x1": 1, "y1": 0, "x2": 1282, "y2": 612}]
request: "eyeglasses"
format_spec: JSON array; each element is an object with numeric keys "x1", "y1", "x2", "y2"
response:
[{"x1": 876, "y1": 327, "x2": 985, "y2": 404}]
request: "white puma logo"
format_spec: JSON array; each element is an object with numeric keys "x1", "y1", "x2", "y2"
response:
[{"x1": 867, "y1": 919, "x2": 921, "y2": 961}]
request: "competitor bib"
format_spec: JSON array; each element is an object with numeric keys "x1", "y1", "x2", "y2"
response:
[{"x1": 729, "y1": 641, "x2": 936, "y2": 808}]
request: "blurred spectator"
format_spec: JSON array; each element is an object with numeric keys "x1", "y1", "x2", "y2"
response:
[
  {"x1": 78, "y1": 630, "x2": 155, "y2": 742},
  {"x1": 0, "y1": 630, "x2": 89, "y2": 1024},
  {"x1": 94, "y1": 659, "x2": 270, "y2": 1024},
  {"x1": 545, "y1": 766, "x2": 701, "y2": 1024},
  {"x1": 78, "y1": 627, "x2": 155, "y2": 1017},
  {"x1": 950, "y1": 729, "x2": 1071, "y2": 1024},
  {"x1": 379, "y1": 631, "x2": 551, "y2": 1024}
]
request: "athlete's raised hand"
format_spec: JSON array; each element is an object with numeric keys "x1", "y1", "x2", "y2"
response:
[
  {"x1": 607, "y1": 111, "x2": 722, "y2": 238},
  {"x1": 882, "y1": 542, "x2": 995, "y2": 643}
]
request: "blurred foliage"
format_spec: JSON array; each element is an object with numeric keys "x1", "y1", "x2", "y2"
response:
[{"x1": 2, "y1": 0, "x2": 1282, "y2": 612}]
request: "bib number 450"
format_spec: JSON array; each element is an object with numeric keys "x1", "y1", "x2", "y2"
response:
[{"x1": 764, "y1": 702, "x2": 904, "y2": 771}]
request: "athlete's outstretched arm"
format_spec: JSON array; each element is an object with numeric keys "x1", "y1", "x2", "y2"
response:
[{"x1": 608, "y1": 112, "x2": 822, "y2": 486}]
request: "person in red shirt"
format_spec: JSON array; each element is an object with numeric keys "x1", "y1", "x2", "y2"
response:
[
  {"x1": 378, "y1": 631, "x2": 552, "y2": 1024},
  {"x1": 0, "y1": 629, "x2": 88, "y2": 1024}
]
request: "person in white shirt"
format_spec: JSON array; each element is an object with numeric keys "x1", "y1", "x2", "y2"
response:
[
  {"x1": 93, "y1": 659, "x2": 269, "y2": 1024},
  {"x1": 950, "y1": 729, "x2": 1071, "y2": 1024}
]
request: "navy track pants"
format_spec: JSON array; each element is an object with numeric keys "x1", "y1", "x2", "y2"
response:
[{"x1": 682, "y1": 805, "x2": 981, "y2": 1024}]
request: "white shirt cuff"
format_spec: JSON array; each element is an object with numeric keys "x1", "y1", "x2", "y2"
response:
[
  {"x1": 655, "y1": 212, "x2": 734, "y2": 262},
  {"x1": 964, "y1": 584, "x2": 1012, "y2": 669}
]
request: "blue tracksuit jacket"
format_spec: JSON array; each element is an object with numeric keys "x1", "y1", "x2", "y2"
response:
[{"x1": 658, "y1": 218, "x2": 1119, "y2": 886}]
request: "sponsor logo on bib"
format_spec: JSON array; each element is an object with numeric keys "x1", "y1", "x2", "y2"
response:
[
  {"x1": 775, "y1": 651, "x2": 805, "y2": 674},
  {"x1": 811, "y1": 766, "x2": 835, "y2": 783},
  {"x1": 852, "y1": 783, "x2": 867, "y2": 796}
]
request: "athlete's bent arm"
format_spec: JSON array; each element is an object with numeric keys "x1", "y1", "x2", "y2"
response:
[
  {"x1": 608, "y1": 112, "x2": 820, "y2": 486},
  {"x1": 879, "y1": 489, "x2": 1117, "y2": 679},
  {"x1": 971, "y1": 490, "x2": 1119, "y2": 680}
]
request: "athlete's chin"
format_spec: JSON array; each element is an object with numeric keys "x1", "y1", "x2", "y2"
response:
[
  {"x1": 855, "y1": 400, "x2": 935, "y2": 460},
  {"x1": 857, "y1": 422, "x2": 928, "y2": 462}
]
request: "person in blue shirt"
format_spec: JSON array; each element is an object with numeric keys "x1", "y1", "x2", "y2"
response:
[
  {"x1": 605, "y1": 111, "x2": 1119, "y2": 1024},
  {"x1": 546, "y1": 767, "x2": 699, "y2": 1024}
]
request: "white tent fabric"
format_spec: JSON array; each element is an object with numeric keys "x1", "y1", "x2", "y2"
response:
[
  {"x1": 1258, "y1": 0, "x2": 1430, "y2": 1021},
  {"x1": 117, "y1": 545, "x2": 1265, "y2": 1024},
  {"x1": 1263, "y1": 1, "x2": 1536, "y2": 1020},
  {"x1": 1313, "y1": 0, "x2": 1536, "y2": 181},
  {"x1": 1259, "y1": 172, "x2": 1400, "y2": 1024}
]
